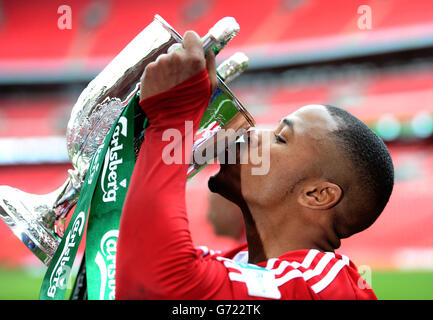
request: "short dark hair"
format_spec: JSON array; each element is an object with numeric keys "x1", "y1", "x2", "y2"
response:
[{"x1": 324, "y1": 105, "x2": 394, "y2": 237}]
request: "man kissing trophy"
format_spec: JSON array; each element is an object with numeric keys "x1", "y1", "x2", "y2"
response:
[{"x1": 0, "y1": 15, "x2": 255, "y2": 300}]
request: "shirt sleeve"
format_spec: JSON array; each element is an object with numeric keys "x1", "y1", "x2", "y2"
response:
[{"x1": 115, "y1": 70, "x2": 235, "y2": 299}]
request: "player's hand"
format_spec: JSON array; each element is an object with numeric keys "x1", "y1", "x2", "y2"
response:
[{"x1": 139, "y1": 31, "x2": 217, "y2": 102}]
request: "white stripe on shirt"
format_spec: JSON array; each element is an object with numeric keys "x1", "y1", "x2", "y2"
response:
[
  {"x1": 310, "y1": 255, "x2": 350, "y2": 293},
  {"x1": 221, "y1": 249, "x2": 350, "y2": 294},
  {"x1": 302, "y1": 252, "x2": 335, "y2": 281}
]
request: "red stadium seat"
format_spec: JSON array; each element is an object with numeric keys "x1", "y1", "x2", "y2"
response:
[{"x1": 2, "y1": 0, "x2": 433, "y2": 71}]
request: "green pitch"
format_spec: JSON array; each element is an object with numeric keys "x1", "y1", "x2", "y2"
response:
[
  {"x1": 372, "y1": 270, "x2": 433, "y2": 300},
  {"x1": 0, "y1": 266, "x2": 432, "y2": 300}
]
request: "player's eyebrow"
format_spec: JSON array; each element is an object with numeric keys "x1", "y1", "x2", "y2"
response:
[{"x1": 280, "y1": 118, "x2": 295, "y2": 134}]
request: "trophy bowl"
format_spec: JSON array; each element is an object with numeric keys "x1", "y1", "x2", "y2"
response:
[{"x1": 0, "y1": 14, "x2": 253, "y2": 266}]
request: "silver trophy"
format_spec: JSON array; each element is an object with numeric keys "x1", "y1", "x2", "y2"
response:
[{"x1": 0, "y1": 15, "x2": 251, "y2": 266}]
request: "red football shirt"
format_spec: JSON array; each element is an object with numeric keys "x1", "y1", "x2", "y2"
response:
[
  {"x1": 115, "y1": 70, "x2": 377, "y2": 300},
  {"x1": 195, "y1": 243, "x2": 376, "y2": 299}
]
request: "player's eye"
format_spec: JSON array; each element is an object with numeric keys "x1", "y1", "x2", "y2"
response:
[{"x1": 274, "y1": 133, "x2": 286, "y2": 144}]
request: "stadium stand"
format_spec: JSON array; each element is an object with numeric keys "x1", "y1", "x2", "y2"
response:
[{"x1": 2, "y1": 0, "x2": 433, "y2": 77}]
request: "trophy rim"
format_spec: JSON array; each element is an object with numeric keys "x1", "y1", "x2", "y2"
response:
[{"x1": 154, "y1": 14, "x2": 183, "y2": 43}]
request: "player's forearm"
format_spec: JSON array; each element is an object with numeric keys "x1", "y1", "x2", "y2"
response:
[{"x1": 116, "y1": 70, "x2": 211, "y2": 299}]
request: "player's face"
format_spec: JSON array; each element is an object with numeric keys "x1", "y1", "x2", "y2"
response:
[
  {"x1": 210, "y1": 105, "x2": 340, "y2": 209},
  {"x1": 239, "y1": 104, "x2": 340, "y2": 207}
]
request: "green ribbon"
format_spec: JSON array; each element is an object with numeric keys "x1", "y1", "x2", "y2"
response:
[
  {"x1": 39, "y1": 93, "x2": 143, "y2": 300},
  {"x1": 39, "y1": 133, "x2": 105, "y2": 300},
  {"x1": 85, "y1": 93, "x2": 140, "y2": 300}
]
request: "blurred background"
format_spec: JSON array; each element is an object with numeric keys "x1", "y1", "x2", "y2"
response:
[{"x1": 0, "y1": 0, "x2": 433, "y2": 299}]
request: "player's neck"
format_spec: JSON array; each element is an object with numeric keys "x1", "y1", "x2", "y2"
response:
[{"x1": 241, "y1": 203, "x2": 341, "y2": 264}]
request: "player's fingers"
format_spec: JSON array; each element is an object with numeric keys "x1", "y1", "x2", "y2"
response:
[
  {"x1": 154, "y1": 53, "x2": 169, "y2": 65},
  {"x1": 183, "y1": 31, "x2": 204, "y2": 61},
  {"x1": 167, "y1": 42, "x2": 183, "y2": 54},
  {"x1": 205, "y1": 50, "x2": 217, "y2": 94}
]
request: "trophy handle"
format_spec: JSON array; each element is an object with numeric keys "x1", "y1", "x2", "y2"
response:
[{"x1": 0, "y1": 177, "x2": 73, "y2": 265}]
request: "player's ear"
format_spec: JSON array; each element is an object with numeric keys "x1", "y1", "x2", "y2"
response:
[{"x1": 298, "y1": 181, "x2": 342, "y2": 210}]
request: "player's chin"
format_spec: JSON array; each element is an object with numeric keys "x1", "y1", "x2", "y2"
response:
[
  {"x1": 208, "y1": 162, "x2": 239, "y2": 192},
  {"x1": 208, "y1": 139, "x2": 245, "y2": 193}
]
